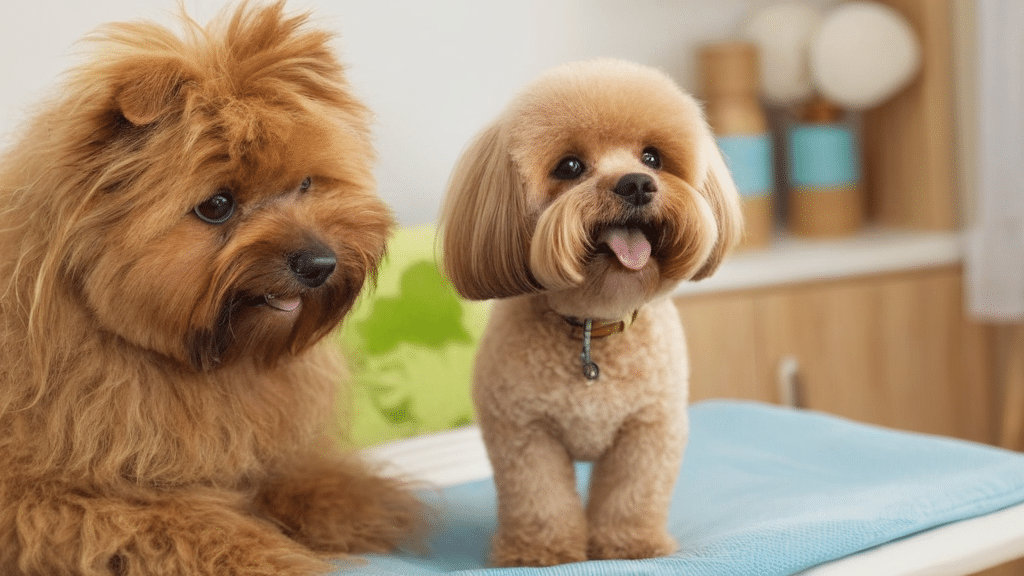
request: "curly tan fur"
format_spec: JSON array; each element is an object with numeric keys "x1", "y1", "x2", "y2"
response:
[
  {"x1": 441, "y1": 60, "x2": 742, "y2": 567},
  {"x1": 0, "y1": 3, "x2": 422, "y2": 574}
]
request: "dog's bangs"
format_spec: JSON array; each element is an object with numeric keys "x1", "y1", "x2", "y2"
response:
[{"x1": 655, "y1": 184, "x2": 720, "y2": 281}]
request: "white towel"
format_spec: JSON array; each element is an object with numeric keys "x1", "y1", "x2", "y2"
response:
[{"x1": 966, "y1": 0, "x2": 1024, "y2": 321}]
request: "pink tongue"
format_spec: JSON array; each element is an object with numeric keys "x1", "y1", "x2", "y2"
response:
[
  {"x1": 265, "y1": 295, "x2": 301, "y2": 312},
  {"x1": 599, "y1": 228, "x2": 651, "y2": 271}
]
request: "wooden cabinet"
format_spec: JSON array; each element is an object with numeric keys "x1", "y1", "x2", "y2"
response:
[{"x1": 675, "y1": 265, "x2": 996, "y2": 444}]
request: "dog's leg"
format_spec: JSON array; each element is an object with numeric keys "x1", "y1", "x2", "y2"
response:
[
  {"x1": 585, "y1": 411, "x2": 684, "y2": 560},
  {"x1": 4, "y1": 482, "x2": 330, "y2": 576},
  {"x1": 485, "y1": 425, "x2": 587, "y2": 567},
  {"x1": 254, "y1": 452, "x2": 423, "y2": 555}
]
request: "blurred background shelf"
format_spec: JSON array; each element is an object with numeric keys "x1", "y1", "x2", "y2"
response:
[
  {"x1": 675, "y1": 227, "x2": 963, "y2": 296},
  {"x1": 670, "y1": 0, "x2": 1003, "y2": 452}
]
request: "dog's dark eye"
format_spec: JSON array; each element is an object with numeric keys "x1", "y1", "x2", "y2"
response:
[
  {"x1": 552, "y1": 156, "x2": 585, "y2": 180},
  {"x1": 641, "y1": 147, "x2": 662, "y2": 170},
  {"x1": 194, "y1": 190, "x2": 235, "y2": 224},
  {"x1": 299, "y1": 176, "x2": 312, "y2": 193}
]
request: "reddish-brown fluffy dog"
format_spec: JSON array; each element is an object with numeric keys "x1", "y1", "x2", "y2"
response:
[
  {"x1": 0, "y1": 3, "x2": 421, "y2": 574},
  {"x1": 442, "y1": 60, "x2": 742, "y2": 567}
]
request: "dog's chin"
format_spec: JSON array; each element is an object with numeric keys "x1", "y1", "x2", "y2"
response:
[
  {"x1": 543, "y1": 254, "x2": 665, "y2": 321},
  {"x1": 186, "y1": 302, "x2": 291, "y2": 373},
  {"x1": 187, "y1": 281, "x2": 351, "y2": 373}
]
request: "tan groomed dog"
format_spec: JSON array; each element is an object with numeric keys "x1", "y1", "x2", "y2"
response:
[
  {"x1": 441, "y1": 59, "x2": 742, "y2": 567},
  {"x1": 0, "y1": 3, "x2": 422, "y2": 575}
]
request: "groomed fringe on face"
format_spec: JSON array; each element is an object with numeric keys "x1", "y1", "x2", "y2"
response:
[
  {"x1": 529, "y1": 192, "x2": 603, "y2": 291},
  {"x1": 655, "y1": 182, "x2": 721, "y2": 282}
]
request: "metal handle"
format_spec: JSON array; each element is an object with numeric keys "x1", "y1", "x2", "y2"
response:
[{"x1": 777, "y1": 355, "x2": 802, "y2": 408}]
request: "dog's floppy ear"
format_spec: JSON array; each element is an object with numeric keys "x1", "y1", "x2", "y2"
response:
[
  {"x1": 689, "y1": 138, "x2": 744, "y2": 281},
  {"x1": 113, "y1": 56, "x2": 194, "y2": 126},
  {"x1": 441, "y1": 123, "x2": 540, "y2": 300}
]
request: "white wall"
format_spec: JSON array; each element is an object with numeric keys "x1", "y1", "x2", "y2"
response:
[{"x1": 0, "y1": 0, "x2": 761, "y2": 225}]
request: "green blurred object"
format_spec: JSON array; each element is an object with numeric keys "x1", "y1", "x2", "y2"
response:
[{"x1": 333, "y1": 225, "x2": 488, "y2": 447}]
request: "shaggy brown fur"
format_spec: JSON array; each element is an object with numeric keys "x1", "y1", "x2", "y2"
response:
[
  {"x1": 441, "y1": 60, "x2": 742, "y2": 567},
  {"x1": 0, "y1": 3, "x2": 422, "y2": 575}
]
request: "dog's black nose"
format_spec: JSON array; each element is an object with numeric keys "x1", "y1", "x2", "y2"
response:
[
  {"x1": 613, "y1": 173, "x2": 656, "y2": 206},
  {"x1": 288, "y1": 246, "x2": 336, "y2": 288}
]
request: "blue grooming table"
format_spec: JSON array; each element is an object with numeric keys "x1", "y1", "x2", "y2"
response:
[{"x1": 343, "y1": 401, "x2": 1024, "y2": 576}]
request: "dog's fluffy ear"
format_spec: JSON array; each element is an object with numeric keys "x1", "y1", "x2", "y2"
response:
[
  {"x1": 113, "y1": 57, "x2": 194, "y2": 126},
  {"x1": 88, "y1": 19, "x2": 198, "y2": 127},
  {"x1": 441, "y1": 123, "x2": 539, "y2": 300},
  {"x1": 689, "y1": 139, "x2": 744, "y2": 281}
]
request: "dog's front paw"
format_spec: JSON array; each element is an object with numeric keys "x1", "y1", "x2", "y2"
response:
[
  {"x1": 491, "y1": 530, "x2": 587, "y2": 567},
  {"x1": 587, "y1": 528, "x2": 677, "y2": 561},
  {"x1": 256, "y1": 456, "x2": 425, "y2": 555},
  {"x1": 302, "y1": 473, "x2": 424, "y2": 555}
]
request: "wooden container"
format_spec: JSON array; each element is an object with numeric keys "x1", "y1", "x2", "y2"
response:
[
  {"x1": 699, "y1": 42, "x2": 774, "y2": 249},
  {"x1": 787, "y1": 97, "x2": 865, "y2": 237}
]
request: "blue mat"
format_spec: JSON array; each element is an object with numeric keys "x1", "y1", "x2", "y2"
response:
[{"x1": 334, "y1": 400, "x2": 1024, "y2": 575}]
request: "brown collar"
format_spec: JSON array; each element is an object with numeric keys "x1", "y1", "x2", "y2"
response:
[{"x1": 562, "y1": 310, "x2": 639, "y2": 340}]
